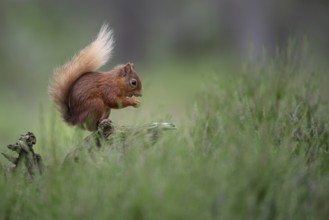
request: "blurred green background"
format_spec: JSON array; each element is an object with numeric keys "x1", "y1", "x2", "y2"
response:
[
  {"x1": 2, "y1": 1, "x2": 329, "y2": 219},
  {"x1": 1, "y1": 0, "x2": 329, "y2": 145}
]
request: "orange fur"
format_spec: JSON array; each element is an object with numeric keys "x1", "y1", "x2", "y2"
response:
[{"x1": 49, "y1": 25, "x2": 142, "y2": 131}]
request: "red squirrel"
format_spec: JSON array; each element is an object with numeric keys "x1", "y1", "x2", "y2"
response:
[{"x1": 49, "y1": 24, "x2": 142, "y2": 131}]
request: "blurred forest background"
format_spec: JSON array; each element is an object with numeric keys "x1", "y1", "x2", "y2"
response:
[{"x1": 0, "y1": 0, "x2": 329, "y2": 145}]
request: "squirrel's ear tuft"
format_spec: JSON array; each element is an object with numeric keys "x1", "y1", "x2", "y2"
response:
[{"x1": 124, "y1": 63, "x2": 134, "y2": 73}]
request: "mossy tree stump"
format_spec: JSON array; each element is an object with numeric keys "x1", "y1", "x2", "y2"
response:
[
  {"x1": 64, "y1": 119, "x2": 176, "y2": 162},
  {"x1": 1, "y1": 120, "x2": 176, "y2": 171}
]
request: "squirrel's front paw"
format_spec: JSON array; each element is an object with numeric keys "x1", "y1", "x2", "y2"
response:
[{"x1": 131, "y1": 98, "x2": 140, "y2": 107}]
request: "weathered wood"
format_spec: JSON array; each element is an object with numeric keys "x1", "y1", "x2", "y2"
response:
[
  {"x1": 1, "y1": 132, "x2": 44, "y2": 178},
  {"x1": 64, "y1": 119, "x2": 176, "y2": 163},
  {"x1": 1, "y1": 121, "x2": 176, "y2": 170}
]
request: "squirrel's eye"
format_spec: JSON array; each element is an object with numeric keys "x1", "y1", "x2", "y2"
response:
[{"x1": 130, "y1": 79, "x2": 137, "y2": 87}]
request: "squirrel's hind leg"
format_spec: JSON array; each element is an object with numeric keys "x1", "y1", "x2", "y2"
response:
[{"x1": 78, "y1": 99, "x2": 109, "y2": 131}]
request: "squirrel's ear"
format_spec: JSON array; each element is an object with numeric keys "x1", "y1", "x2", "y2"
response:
[{"x1": 124, "y1": 63, "x2": 134, "y2": 73}]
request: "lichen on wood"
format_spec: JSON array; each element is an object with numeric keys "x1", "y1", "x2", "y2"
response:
[
  {"x1": 1, "y1": 132, "x2": 44, "y2": 178},
  {"x1": 64, "y1": 119, "x2": 176, "y2": 163},
  {"x1": 1, "y1": 121, "x2": 176, "y2": 171}
]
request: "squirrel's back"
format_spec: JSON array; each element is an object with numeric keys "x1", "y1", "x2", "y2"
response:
[{"x1": 49, "y1": 24, "x2": 114, "y2": 120}]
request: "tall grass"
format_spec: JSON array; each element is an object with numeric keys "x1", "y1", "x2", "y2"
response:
[{"x1": 1, "y1": 53, "x2": 329, "y2": 219}]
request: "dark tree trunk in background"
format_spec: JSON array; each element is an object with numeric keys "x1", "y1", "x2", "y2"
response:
[
  {"x1": 1, "y1": 0, "x2": 329, "y2": 65},
  {"x1": 219, "y1": 0, "x2": 329, "y2": 61},
  {"x1": 110, "y1": 0, "x2": 150, "y2": 63},
  {"x1": 220, "y1": 0, "x2": 275, "y2": 61}
]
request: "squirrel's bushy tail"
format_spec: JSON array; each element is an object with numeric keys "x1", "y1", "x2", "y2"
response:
[{"x1": 49, "y1": 24, "x2": 114, "y2": 119}]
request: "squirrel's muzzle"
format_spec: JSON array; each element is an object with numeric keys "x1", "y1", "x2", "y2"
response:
[{"x1": 134, "y1": 90, "x2": 142, "y2": 97}]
